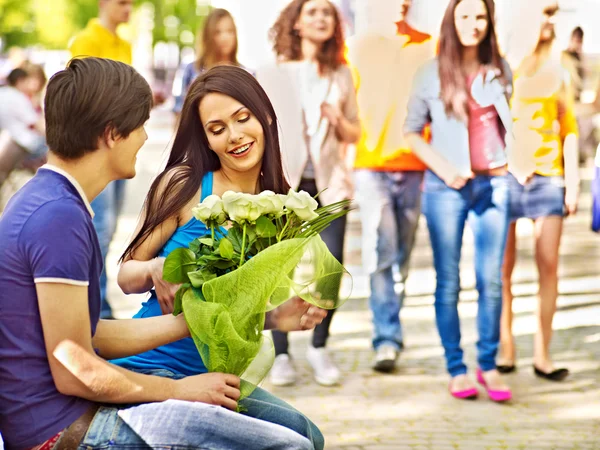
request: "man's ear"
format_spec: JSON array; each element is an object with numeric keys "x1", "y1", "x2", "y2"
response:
[{"x1": 101, "y1": 124, "x2": 119, "y2": 149}]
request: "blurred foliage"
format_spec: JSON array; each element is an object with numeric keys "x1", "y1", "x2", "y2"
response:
[{"x1": 0, "y1": 0, "x2": 210, "y2": 50}]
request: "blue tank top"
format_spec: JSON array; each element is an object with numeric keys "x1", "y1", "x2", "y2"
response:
[{"x1": 111, "y1": 172, "x2": 220, "y2": 376}]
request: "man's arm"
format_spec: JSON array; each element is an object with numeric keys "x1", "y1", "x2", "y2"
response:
[{"x1": 37, "y1": 282, "x2": 240, "y2": 409}]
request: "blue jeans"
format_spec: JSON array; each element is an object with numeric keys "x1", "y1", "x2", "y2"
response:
[
  {"x1": 91, "y1": 179, "x2": 126, "y2": 319},
  {"x1": 422, "y1": 170, "x2": 509, "y2": 377},
  {"x1": 80, "y1": 400, "x2": 313, "y2": 450},
  {"x1": 354, "y1": 170, "x2": 424, "y2": 351},
  {"x1": 105, "y1": 368, "x2": 324, "y2": 450}
]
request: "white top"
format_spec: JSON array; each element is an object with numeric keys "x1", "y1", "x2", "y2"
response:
[{"x1": 0, "y1": 86, "x2": 44, "y2": 153}]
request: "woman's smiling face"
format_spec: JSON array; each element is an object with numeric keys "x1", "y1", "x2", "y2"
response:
[{"x1": 199, "y1": 92, "x2": 265, "y2": 175}]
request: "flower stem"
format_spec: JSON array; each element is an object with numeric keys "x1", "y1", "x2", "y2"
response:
[
  {"x1": 211, "y1": 224, "x2": 215, "y2": 243},
  {"x1": 277, "y1": 218, "x2": 291, "y2": 242},
  {"x1": 239, "y1": 223, "x2": 247, "y2": 267}
]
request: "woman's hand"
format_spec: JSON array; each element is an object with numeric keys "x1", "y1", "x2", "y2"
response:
[
  {"x1": 149, "y1": 257, "x2": 181, "y2": 314},
  {"x1": 565, "y1": 186, "x2": 579, "y2": 216},
  {"x1": 321, "y1": 102, "x2": 341, "y2": 127},
  {"x1": 445, "y1": 171, "x2": 474, "y2": 190}
]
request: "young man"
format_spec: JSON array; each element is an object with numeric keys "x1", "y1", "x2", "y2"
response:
[
  {"x1": 0, "y1": 57, "x2": 324, "y2": 450},
  {"x1": 347, "y1": 0, "x2": 434, "y2": 372},
  {"x1": 69, "y1": 0, "x2": 136, "y2": 319}
]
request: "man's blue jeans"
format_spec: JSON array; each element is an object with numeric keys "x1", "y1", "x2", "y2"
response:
[
  {"x1": 80, "y1": 400, "x2": 313, "y2": 450},
  {"x1": 91, "y1": 179, "x2": 126, "y2": 319},
  {"x1": 79, "y1": 369, "x2": 317, "y2": 449},
  {"x1": 422, "y1": 170, "x2": 510, "y2": 377},
  {"x1": 354, "y1": 170, "x2": 424, "y2": 351}
]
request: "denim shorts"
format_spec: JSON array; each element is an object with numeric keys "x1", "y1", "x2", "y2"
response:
[{"x1": 508, "y1": 173, "x2": 565, "y2": 221}]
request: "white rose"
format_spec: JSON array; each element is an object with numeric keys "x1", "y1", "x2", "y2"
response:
[
  {"x1": 285, "y1": 190, "x2": 319, "y2": 221},
  {"x1": 222, "y1": 191, "x2": 262, "y2": 223},
  {"x1": 192, "y1": 195, "x2": 226, "y2": 224},
  {"x1": 254, "y1": 190, "x2": 285, "y2": 217}
]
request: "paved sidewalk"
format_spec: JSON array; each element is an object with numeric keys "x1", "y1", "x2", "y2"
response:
[{"x1": 107, "y1": 109, "x2": 600, "y2": 450}]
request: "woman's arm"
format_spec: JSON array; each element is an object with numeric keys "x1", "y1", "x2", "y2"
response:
[
  {"x1": 321, "y1": 67, "x2": 361, "y2": 144},
  {"x1": 403, "y1": 63, "x2": 471, "y2": 189},
  {"x1": 118, "y1": 170, "x2": 186, "y2": 313},
  {"x1": 559, "y1": 71, "x2": 580, "y2": 215}
]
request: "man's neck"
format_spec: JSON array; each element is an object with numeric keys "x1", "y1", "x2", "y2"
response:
[
  {"x1": 46, "y1": 153, "x2": 114, "y2": 203},
  {"x1": 98, "y1": 14, "x2": 119, "y2": 35}
]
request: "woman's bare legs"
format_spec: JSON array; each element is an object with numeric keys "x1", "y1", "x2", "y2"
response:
[
  {"x1": 499, "y1": 222, "x2": 517, "y2": 366},
  {"x1": 533, "y1": 216, "x2": 563, "y2": 372}
]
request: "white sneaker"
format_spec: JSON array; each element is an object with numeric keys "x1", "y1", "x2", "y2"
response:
[
  {"x1": 270, "y1": 354, "x2": 296, "y2": 386},
  {"x1": 373, "y1": 344, "x2": 399, "y2": 373},
  {"x1": 306, "y1": 345, "x2": 341, "y2": 386}
]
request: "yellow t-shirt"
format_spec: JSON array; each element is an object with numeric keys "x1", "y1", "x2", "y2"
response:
[
  {"x1": 69, "y1": 19, "x2": 132, "y2": 65},
  {"x1": 347, "y1": 23, "x2": 433, "y2": 172},
  {"x1": 511, "y1": 59, "x2": 578, "y2": 177}
]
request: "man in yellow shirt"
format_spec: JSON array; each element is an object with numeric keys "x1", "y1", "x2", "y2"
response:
[
  {"x1": 69, "y1": 0, "x2": 134, "y2": 319},
  {"x1": 347, "y1": 0, "x2": 434, "y2": 372}
]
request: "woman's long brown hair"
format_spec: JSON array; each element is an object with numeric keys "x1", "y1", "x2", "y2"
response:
[
  {"x1": 438, "y1": 0, "x2": 505, "y2": 121},
  {"x1": 120, "y1": 66, "x2": 290, "y2": 261},
  {"x1": 195, "y1": 8, "x2": 240, "y2": 72},
  {"x1": 269, "y1": 0, "x2": 346, "y2": 74}
]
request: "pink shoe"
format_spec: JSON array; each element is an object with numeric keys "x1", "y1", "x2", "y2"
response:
[
  {"x1": 448, "y1": 381, "x2": 478, "y2": 400},
  {"x1": 476, "y1": 369, "x2": 512, "y2": 402}
]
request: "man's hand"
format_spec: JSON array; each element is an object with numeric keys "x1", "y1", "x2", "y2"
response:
[
  {"x1": 149, "y1": 257, "x2": 180, "y2": 314},
  {"x1": 173, "y1": 373, "x2": 241, "y2": 411},
  {"x1": 267, "y1": 296, "x2": 328, "y2": 332}
]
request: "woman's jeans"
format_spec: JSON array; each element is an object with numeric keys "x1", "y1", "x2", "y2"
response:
[
  {"x1": 422, "y1": 171, "x2": 510, "y2": 377},
  {"x1": 272, "y1": 178, "x2": 346, "y2": 354}
]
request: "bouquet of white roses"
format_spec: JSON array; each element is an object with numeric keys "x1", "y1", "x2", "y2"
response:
[{"x1": 163, "y1": 189, "x2": 351, "y2": 398}]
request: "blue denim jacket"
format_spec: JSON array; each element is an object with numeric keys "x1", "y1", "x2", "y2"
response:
[{"x1": 403, "y1": 58, "x2": 513, "y2": 176}]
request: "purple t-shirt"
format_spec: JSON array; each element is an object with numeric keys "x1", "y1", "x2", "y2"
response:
[{"x1": 0, "y1": 166, "x2": 102, "y2": 449}]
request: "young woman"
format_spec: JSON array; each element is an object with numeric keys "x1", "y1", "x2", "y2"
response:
[
  {"x1": 499, "y1": 1, "x2": 579, "y2": 382},
  {"x1": 172, "y1": 8, "x2": 245, "y2": 116},
  {"x1": 404, "y1": 0, "x2": 513, "y2": 401},
  {"x1": 112, "y1": 65, "x2": 325, "y2": 450},
  {"x1": 265, "y1": 0, "x2": 360, "y2": 387}
]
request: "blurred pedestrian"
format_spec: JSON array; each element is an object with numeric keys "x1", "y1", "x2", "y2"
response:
[
  {"x1": 346, "y1": 0, "x2": 434, "y2": 373},
  {"x1": 261, "y1": 0, "x2": 360, "y2": 387},
  {"x1": 172, "y1": 8, "x2": 247, "y2": 118},
  {"x1": 500, "y1": 1, "x2": 579, "y2": 382},
  {"x1": 69, "y1": 0, "x2": 135, "y2": 319},
  {"x1": 404, "y1": 0, "x2": 513, "y2": 402},
  {"x1": 0, "y1": 66, "x2": 47, "y2": 188}
]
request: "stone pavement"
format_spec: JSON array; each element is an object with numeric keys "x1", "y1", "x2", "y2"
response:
[{"x1": 105, "y1": 109, "x2": 600, "y2": 450}]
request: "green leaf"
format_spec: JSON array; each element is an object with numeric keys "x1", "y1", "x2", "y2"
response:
[
  {"x1": 187, "y1": 269, "x2": 206, "y2": 288},
  {"x1": 199, "y1": 238, "x2": 214, "y2": 247},
  {"x1": 172, "y1": 283, "x2": 190, "y2": 316},
  {"x1": 228, "y1": 227, "x2": 244, "y2": 253},
  {"x1": 163, "y1": 248, "x2": 197, "y2": 284},
  {"x1": 255, "y1": 216, "x2": 277, "y2": 238},
  {"x1": 219, "y1": 238, "x2": 235, "y2": 259},
  {"x1": 212, "y1": 259, "x2": 237, "y2": 270}
]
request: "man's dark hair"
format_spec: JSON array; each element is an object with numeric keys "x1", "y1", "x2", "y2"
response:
[
  {"x1": 7, "y1": 68, "x2": 29, "y2": 87},
  {"x1": 572, "y1": 26, "x2": 584, "y2": 40},
  {"x1": 44, "y1": 57, "x2": 153, "y2": 160}
]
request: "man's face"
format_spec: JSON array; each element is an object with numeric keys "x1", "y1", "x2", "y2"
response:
[{"x1": 101, "y1": 0, "x2": 133, "y2": 25}]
